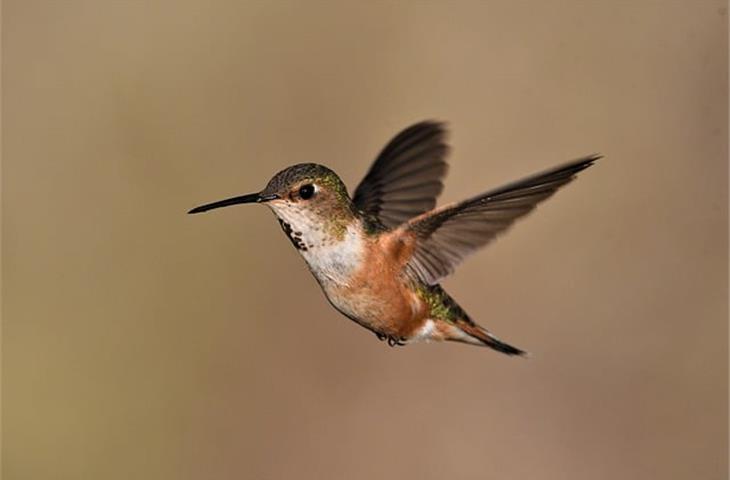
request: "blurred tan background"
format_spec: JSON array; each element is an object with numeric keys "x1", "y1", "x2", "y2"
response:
[{"x1": 3, "y1": 1, "x2": 727, "y2": 479}]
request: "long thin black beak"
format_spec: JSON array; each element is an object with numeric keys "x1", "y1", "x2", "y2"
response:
[{"x1": 188, "y1": 193, "x2": 279, "y2": 214}]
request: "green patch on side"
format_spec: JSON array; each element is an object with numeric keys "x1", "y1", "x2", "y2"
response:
[
  {"x1": 319, "y1": 171, "x2": 350, "y2": 203},
  {"x1": 361, "y1": 214, "x2": 387, "y2": 236},
  {"x1": 318, "y1": 171, "x2": 356, "y2": 241},
  {"x1": 327, "y1": 217, "x2": 348, "y2": 240},
  {"x1": 415, "y1": 284, "x2": 460, "y2": 324}
]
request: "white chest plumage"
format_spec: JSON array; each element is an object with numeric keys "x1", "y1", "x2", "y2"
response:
[
  {"x1": 300, "y1": 225, "x2": 364, "y2": 286},
  {"x1": 268, "y1": 204, "x2": 365, "y2": 287}
]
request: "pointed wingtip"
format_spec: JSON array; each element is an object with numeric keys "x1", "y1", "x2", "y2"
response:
[
  {"x1": 547, "y1": 153, "x2": 602, "y2": 180},
  {"x1": 581, "y1": 153, "x2": 603, "y2": 168},
  {"x1": 570, "y1": 153, "x2": 602, "y2": 171}
]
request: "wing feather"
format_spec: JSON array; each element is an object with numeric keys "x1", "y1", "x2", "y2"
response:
[
  {"x1": 401, "y1": 155, "x2": 600, "y2": 285},
  {"x1": 353, "y1": 121, "x2": 450, "y2": 229}
]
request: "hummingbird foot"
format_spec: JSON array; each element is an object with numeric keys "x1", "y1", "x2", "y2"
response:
[
  {"x1": 387, "y1": 336, "x2": 407, "y2": 347},
  {"x1": 374, "y1": 332, "x2": 407, "y2": 346}
]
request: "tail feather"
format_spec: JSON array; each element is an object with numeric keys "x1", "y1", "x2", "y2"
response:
[
  {"x1": 420, "y1": 284, "x2": 527, "y2": 356},
  {"x1": 456, "y1": 322, "x2": 527, "y2": 356}
]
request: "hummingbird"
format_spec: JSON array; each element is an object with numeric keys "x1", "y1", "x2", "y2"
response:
[{"x1": 189, "y1": 121, "x2": 598, "y2": 355}]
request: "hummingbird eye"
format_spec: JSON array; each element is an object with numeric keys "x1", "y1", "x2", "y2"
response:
[{"x1": 298, "y1": 184, "x2": 316, "y2": 200}]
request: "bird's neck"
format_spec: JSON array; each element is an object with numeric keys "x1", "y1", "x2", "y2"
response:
[
  {"x1": 299, "y1": 221, "x2": 366, "y2": 286},
  {"x1": 269, "y1": 205, "x2": 367, "y2": 285}
]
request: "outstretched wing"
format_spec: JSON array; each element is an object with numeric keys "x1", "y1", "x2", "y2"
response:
[
  {"x1": 353, "y1": 121, "x2": 449, "y2": 229},
  {"x1": 401, "y1": 155, "x2": 600, "y2": 285}
]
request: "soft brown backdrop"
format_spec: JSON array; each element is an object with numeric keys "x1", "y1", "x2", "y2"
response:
[{"x1": 3, "y1": 1, "x2": 727, "y2": 479}]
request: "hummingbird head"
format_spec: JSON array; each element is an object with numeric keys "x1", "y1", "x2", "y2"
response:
[
  {"x1": 189, "y1": 163, "x2": 358, "y2": 244},
  {"x1": 260, "y1": 163, "x2": 356, "y2": 237}
]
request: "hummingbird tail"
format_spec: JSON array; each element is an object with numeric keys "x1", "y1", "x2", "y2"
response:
[{"x1": 455, "y1": 322, "x2": 527, "y2": 356}]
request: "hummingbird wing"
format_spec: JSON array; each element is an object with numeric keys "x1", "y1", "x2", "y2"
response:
[
  {"x1": 401, "y1": 155, "x2": 600, "y2": 285},
  {"x1": 353, "y1": 121, "x2": 449, "y2": 229}
]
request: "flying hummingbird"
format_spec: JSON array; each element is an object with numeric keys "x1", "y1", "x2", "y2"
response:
[{"x1": 189, "y1": 121, "x2": 598, "y2": 355}]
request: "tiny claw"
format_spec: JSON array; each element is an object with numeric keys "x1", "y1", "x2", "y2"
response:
[
  {"x1": 387, "y1": 336, "x2": 407, "y2": 347},
  {"x1": 376, "y1": 333, "x2": 387, "y2": 341}
]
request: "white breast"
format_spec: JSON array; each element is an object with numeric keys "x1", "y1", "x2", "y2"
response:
[
  {"x1": 268, "y1": 203, "x2": 365, "y2": 286},
  {"x1": 301, "y1": 225, "x2": 364, "y2": 285}
]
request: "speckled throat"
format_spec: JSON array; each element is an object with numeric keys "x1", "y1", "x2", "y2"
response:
[{"x1": 266, "y1": 202, "x2": 366, "y2": 286}]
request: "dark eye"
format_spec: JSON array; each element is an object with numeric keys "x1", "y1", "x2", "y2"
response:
[{"x1": 298, "y1": 184, "x2": 315, "y2": 200}]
